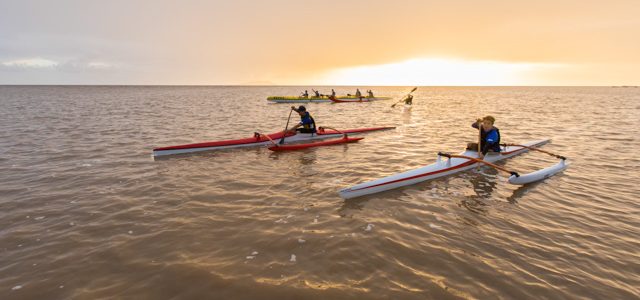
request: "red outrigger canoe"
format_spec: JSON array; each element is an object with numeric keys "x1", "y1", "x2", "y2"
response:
[{"x1": 153, "y1": 126, "x2": 394, "y2": 156}]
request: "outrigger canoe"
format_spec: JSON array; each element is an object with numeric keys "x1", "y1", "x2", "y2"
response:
[
  {"x1": 267, "y1": 96, "x2": 391, "y2": 103},
  {"x1": 153, "y1": 126, "x2": 394, "y2": 157},
  {"x1": 339, "y1": 139, "x2": 568, "y2": 199},
  {"x1": 329, "y1": 96, "x2": 391, "y2": 103}
]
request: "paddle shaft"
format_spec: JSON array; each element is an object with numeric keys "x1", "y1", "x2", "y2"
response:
[{"x1": 279, "y1": 109, "x2": 294, "y2": 144}]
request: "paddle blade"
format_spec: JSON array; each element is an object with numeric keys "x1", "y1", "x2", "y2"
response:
[{"x1": 410, "y1": 87, "x2": 417, "y2": 93}]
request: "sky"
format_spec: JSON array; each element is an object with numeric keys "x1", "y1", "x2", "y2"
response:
[{"x1": 1, "y1": 0, "x2": 639, "y2": 85}]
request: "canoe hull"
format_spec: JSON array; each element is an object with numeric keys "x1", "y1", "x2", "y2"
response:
[
  {"x1": 339, "y1": 139, "x2": 549, "y2": 199},
  {"x1": 268, "y1": 96, "x2": 391, "y2": 103},
  {"x1": 153, "y1": 127, "x2": 394, "y2": 156}
]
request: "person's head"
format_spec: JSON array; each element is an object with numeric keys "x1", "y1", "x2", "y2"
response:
[
  {"x1": 297, "y1": 105, "x2": 307, "y2": 115},
  {"x1": 482, "y1": 116, "x2": 495, "y2": 128}
]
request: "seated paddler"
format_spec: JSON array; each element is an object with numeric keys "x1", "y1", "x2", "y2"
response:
[
  {"x1": 289, "y1": 105, "x2": 317, "y2": 134},
  {"x1": 466, "y1": 115, "x2": 501, "y2": 159}
]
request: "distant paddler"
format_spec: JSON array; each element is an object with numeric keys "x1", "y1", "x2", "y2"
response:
[
  {"x1": 403, "y1": 94, "x2": 413, "y2": 105},
  {"x1": 367, "y1": 89, "x2": 375, "y2": 98},
  {"x1": 312, "y1": 89, "x2": 321, "y2": 97},
  {"x1": 301, "y1": 90, "x2": 309, "y2": 98},
  {"x1": 288, "y1": 105, "x2": 317, "y2": 134},
  {"x1": 466, "y1": 116, "x2": 501, "y2": 159},
  {"x1": 355, "y1": 89, "x2": 362, "y2": 98},
  {"x1": 391, "y1": 87, "x2": 417, "y2": 108},
  {"x1": 331, "y1": 89, "x2": 336, "y2": 97}
]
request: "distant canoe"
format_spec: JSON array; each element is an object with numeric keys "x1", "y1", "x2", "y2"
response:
[{"x1": 267, "y1": 95, "x2": 391, "y2": 103}]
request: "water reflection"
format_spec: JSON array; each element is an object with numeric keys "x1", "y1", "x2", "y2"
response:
[{"x1": 506, "y1": 180, "x2": 544, "y2": 203}]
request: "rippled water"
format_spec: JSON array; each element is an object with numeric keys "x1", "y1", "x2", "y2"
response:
[{"x1": 1, "y1": 86, "x2": 639, "y2": 299}]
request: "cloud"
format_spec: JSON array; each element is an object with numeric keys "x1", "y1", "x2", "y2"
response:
[
  {"x1": 0, "y1": 57, "x2": 118, "y2": 71},
  {"x1": 1, "y1": 58, "x2": 59, "y2": 68}
]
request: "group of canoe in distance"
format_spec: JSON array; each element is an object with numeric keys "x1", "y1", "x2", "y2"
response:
[
  {"x1": 267, "y1": 88, "x2": 392, "y2": 103},
  {"x1": 153, "y1": 88, "x2": 568, "y2": 199}
]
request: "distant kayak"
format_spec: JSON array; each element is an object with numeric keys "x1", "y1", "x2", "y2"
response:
[{"x1": 267, "y1": 95, "x2": 391, "y2": 103}]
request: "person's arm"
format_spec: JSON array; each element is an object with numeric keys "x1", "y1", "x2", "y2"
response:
[
  {"x1": 287, "y1": 123, "x2": 301, "y2": 133},
  {"x1": 471, "y1": 119, "x2": 481, "y2": 129}
]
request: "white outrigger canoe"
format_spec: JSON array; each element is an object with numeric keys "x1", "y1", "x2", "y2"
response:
[
  {"x1": 153, "y1": 126, "x2": 394, "y2": 157},
  {"x1": 339, "y1": 139, "x2": 568, "y2": 199}
]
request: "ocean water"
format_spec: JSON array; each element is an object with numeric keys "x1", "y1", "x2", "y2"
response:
[{"x1": 1, "y1": 86, "x2": 638, "y2": 299}]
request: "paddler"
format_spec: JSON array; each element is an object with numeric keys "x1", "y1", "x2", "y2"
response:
[
  {"x1": 403, "y1": 94, "x2": 413, "y2": 105},
  {"x1": 331, "y1": 89, "x2": 336, "y2": 97},
  {"x1": 288, "y1": 105, "x2": 317, "y2": 134},
  {"x1": 367, "y1": 89, "x2": 374, "y2": 98},
  {"x1": 313, "y1": 89, "x2": 320, "y2": 97},
  {"x1": 355, "y1": 89, "x2": 362, "y2": 98},
  {"x1": 467, "y1": 116, "x2": 501, "y2": 159},
  {"x1": 301, "y1": 90, "x2": 309, "y2": 98}
]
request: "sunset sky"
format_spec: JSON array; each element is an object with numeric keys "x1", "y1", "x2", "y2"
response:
[{"x1": 1, "y1": 0, "x2": 639, "y2": 85}]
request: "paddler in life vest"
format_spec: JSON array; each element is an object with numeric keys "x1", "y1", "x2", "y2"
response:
[
  {"x1": 466, "y1": 116, "x2": 501, "y2": 159},
  {"x1": 289, "y1": 105, "x2": 317, "y2": 134}
]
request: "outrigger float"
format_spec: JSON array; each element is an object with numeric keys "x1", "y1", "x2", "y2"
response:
[
  {"x1": 339, "y1": 139, "x2": 568, "y2": 199},
  {"x1": 153, "y1": 126, "x2": 394, "y2": 157}
]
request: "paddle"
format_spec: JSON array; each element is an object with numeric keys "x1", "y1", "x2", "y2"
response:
[
  {"x1": 391, "y1": 87, "x2": 418, "y2": 108},
  {"x1": 477, "y1": 119, "x2": 483, "y2": 170},
  {"x1": 279, "y1": 108, "x2": 294, "y2": 144}
]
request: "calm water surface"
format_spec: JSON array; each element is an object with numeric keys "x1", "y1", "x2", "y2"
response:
[{"x1": 1, "y1": 86, "x2": 639, "y2": 299}]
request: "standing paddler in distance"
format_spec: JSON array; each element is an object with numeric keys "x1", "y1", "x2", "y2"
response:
[
  {"x1": 288, "y1": 105, "x2": 317, "y2": 134},
  {"x1": 466, "y1": 116, "x2": 501, "y2": 159}
]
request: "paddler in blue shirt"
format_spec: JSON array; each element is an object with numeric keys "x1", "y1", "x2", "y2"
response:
[
  {"x1": 467, "y1": 116, "x2": 501, "y2": 159},
  {"x1": 288, "y1": 105, "x2": 317, "y2": 134}
]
